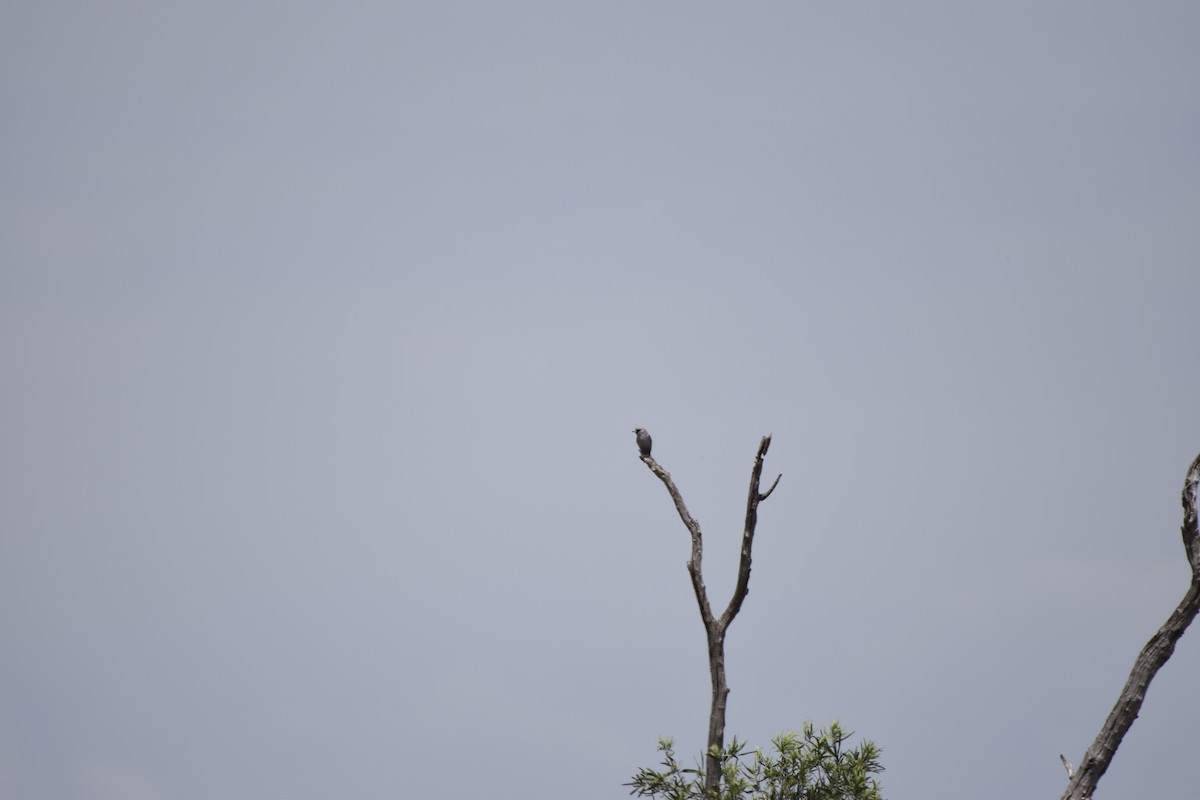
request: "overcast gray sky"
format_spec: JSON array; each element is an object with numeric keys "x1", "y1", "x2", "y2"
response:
[{"x1": 3, "y1": 3, "x2": 1199, "y2": 799}]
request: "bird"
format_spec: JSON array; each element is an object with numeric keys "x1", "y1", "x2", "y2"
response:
[{"x1": 633, "y1": 427, "x2": 652, "y2": 457}]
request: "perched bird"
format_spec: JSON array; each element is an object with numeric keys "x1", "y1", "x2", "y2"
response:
[{"x1": 633, "y1": 427, "x2": 652, "y2": 457}]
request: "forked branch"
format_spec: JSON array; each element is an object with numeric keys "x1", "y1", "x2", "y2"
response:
[{"x1": 639, "y1": 434, "x2": 782, "y2": 790}]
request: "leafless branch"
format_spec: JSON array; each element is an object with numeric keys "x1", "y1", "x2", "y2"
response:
[
  {"x1": 1060, "y1": 452, "x2": 1200, "y2": 800},
  {"x1": 641, "y1": 453, "x2": 715, "y2": 630},
  {"x1": 721, "y1": 435, "x2": 779, "y2": 628}
]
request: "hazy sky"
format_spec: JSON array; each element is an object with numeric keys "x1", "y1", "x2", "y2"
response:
[{"x1": 3, "y1": 3, "x2": 1199, "y2": 799}]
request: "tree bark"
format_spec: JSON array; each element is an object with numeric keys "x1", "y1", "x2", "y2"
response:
[
  {"x1": 1060, "y1": 452, "x2": 1200, "y2": 800},
  {"x1": 640, "y1": 435, "x2": 781, "y2": 790}
]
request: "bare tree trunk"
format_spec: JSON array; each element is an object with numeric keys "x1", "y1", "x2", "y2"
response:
[
  {"x1": 640, "y1": 435, "x2": 782, "y2": 790},
  {"x1": 1060, "y1": 452, "x2": 1200, "y2": 800}
]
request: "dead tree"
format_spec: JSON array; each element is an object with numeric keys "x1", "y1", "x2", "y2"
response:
[
  {"x1": 1059, "y1": 452, "x2": 1200, "y2": 800},
  {"x1": 638, "y1": 434, "x2": 782, "y2": 790}
]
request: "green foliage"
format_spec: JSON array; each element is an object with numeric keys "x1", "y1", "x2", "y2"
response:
[{"x1": 627, "y1": 721, "x2": 884, "y2": 800}]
